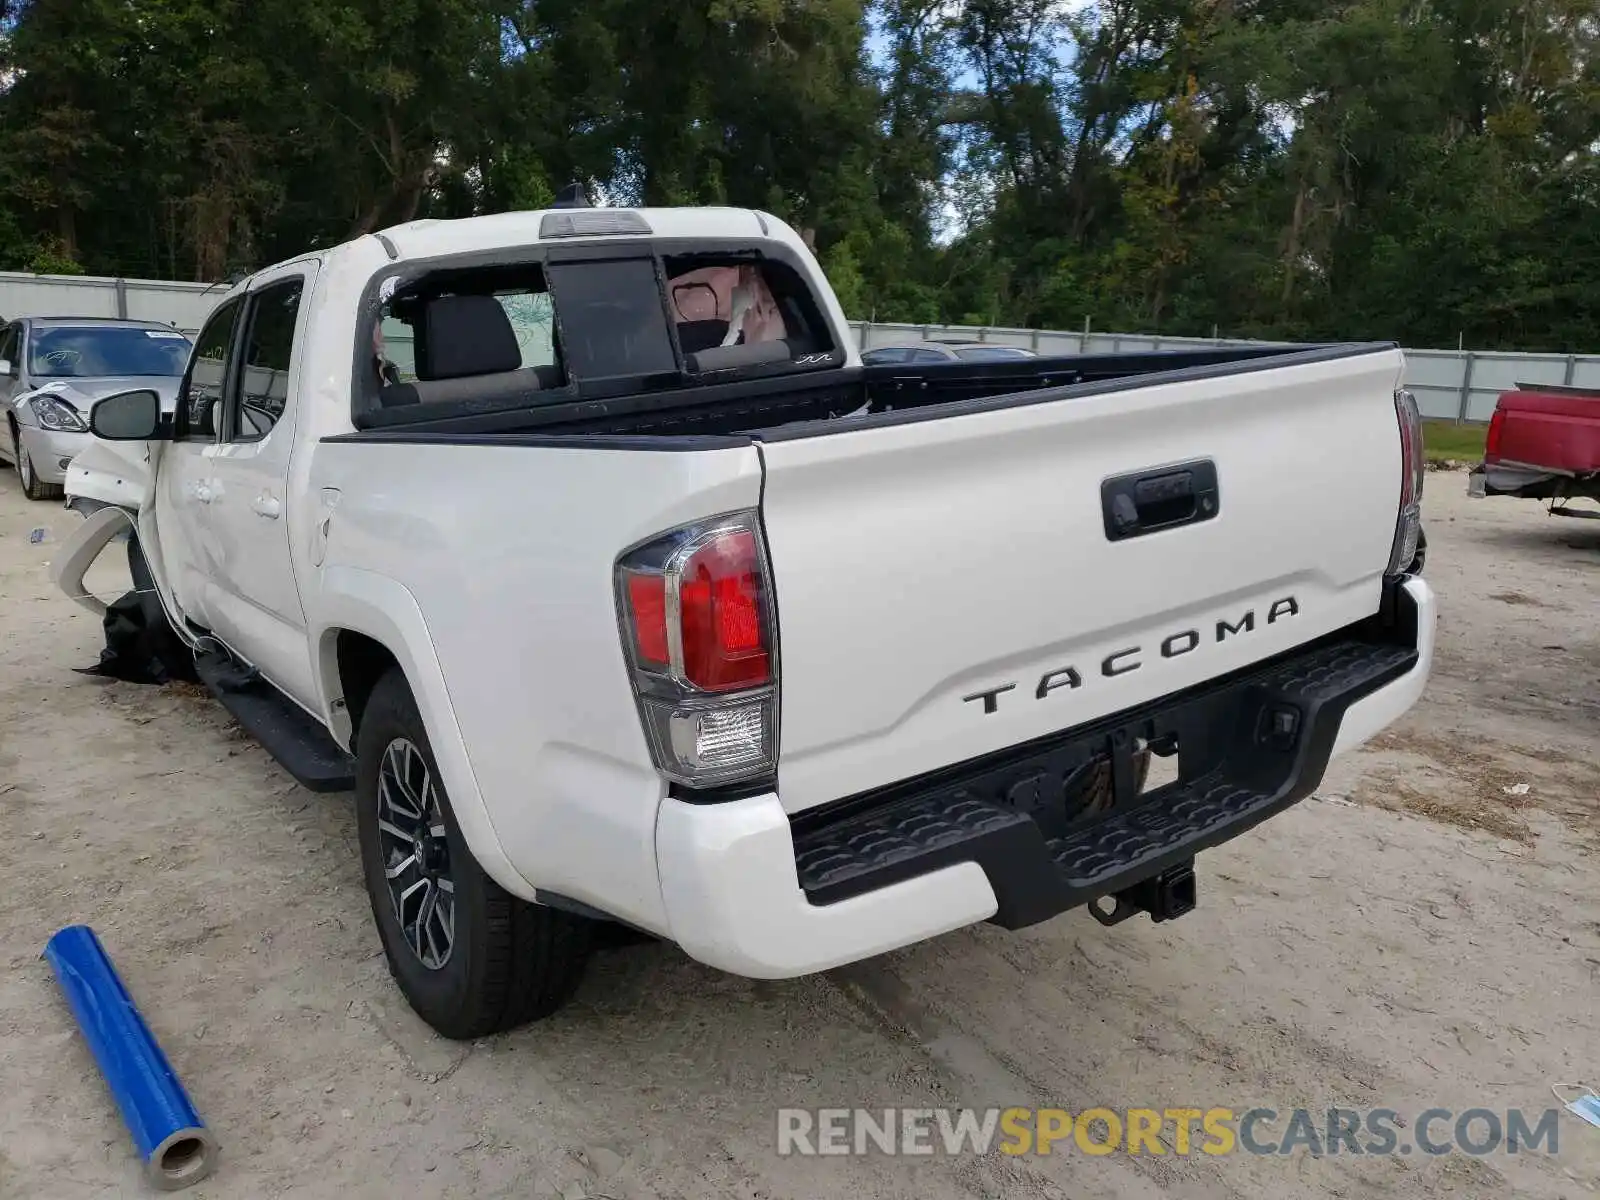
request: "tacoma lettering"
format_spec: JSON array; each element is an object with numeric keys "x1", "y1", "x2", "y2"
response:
[
  {"x1": 962, "y1": 683, "x2": 1016, "y2": 714},
  {"x1": 1216, "y1": 612, "x2": 1255, "y2": 640},
  {"x1": 1036, "y1": 667, "x2": 1083, "y2": 699},
  {"x1": 963, "y1": 597, "x2": 1299, "y2": 715},
  {"x1": 1102, "y1": 648, "x2": 1141, "y2": 677},
  {"x1": 1162, "y1": 630, "x2": 1200, "y2": 658}
]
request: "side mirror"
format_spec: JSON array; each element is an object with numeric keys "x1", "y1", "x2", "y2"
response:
[
  {"x1": 90, "y1": 389, "x2": 163, "y2": 440},
  {"x1": 0, "y1": 359, "x2": 12, "y2": 377}
]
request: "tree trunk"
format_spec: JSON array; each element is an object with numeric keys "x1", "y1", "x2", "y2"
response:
[
  {"x1": 190, "y1": 188, "x2": 231, "y2": 282},
  {"x1": 56, "y1": 206, "x2": 77, "y2": 261},
  {"x1": 395, "y1": 167, "x2": 431, "y2": 224},
  {"x1": 1280, "y1": 180, "x2": 1307, "y2": 310},
  {"x1": 351, "y1": 192, "x2": 387, "y2": 238}
]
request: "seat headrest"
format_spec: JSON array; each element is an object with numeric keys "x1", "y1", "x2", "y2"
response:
[{"x1": 422, "y1": 294, "x2": 522, "y2": 380}]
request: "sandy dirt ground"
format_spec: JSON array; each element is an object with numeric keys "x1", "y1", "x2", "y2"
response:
[{"x1": 0, "y1": 468, "x2": 1596, "y2": 1200}]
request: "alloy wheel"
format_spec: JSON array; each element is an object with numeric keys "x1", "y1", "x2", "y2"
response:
[{"x1": 376, "y1": 737, "x2": 455, "y2": 970}]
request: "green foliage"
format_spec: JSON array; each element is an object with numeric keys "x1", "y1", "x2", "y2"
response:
[
  {"x1": 0, "y1": 0, "x2": 1596, "y2": 352},
  {"x1": 26, "y1": 237, "x2": 85, "y2": 275},
  {"x1": 1420, "y1": 421, "x2": 1489, "y2": 461},
  {"x1": 821, "y1": 238, "x2": 867, "y2": 318}
]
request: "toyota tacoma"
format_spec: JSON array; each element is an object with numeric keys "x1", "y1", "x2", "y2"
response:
[{"x1": 54, "y1": 203, "x2": 1435, "y2": 1039}]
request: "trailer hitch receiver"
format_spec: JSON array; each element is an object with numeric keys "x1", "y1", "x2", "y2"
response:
[{"x1": 1089, "y1": 862, "x2": 1197, "y2": 927}]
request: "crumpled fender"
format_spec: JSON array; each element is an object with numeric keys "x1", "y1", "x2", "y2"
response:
[{"x1": 63, "y1": 437, "x2": 157, "y2": 514}]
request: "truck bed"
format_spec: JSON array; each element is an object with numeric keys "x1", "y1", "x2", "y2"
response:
[
  {"x1": 1471, "y1": 385, "x2": 1600, "y2": 506},
  {"x1": 1487, "y1": 387, "x2": 1600, "y2": 475},
  {"x1": 310, "y1": 337, "x2": 1411, "y2": 869},
  {"x1": 336, "y1": 343, "x2": 1372, "y2": 443}
]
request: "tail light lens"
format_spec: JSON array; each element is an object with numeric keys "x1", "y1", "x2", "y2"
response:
[
  {"x1": 616, "y1": 513, "x2": 778, "y2": 787},
  {"x1": 1387, "y1": 388, "x2": 1425, "y2": 576},
  {"x1": 677, "y1": 529, "x2": 771, "y2": 691},
  {"x1": 1485, "y1": 408, "x2": 1505, "y2": 461}
]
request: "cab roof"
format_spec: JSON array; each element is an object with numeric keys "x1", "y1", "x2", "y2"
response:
[
  {"x1": 223, "y1": 206, "x2": 808, "y2": 306},
  {"x1": 368, "y1": 206, "x2": 786, "y2": 263}
]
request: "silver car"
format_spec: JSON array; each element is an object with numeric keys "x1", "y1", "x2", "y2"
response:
[
  {"x1": 0, "y1": 317, "x2": 191, "y2": 500},
  {"x1": 860, "y1": 339, "x2": 1037, "y2": 366}
]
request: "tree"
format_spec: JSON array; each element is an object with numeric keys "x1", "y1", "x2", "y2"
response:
[{"x1": 0, "y1": 0, "x2": 1596, "y2": 351}]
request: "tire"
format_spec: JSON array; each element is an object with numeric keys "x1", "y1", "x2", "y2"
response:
[
  {"x1": 13, "y1": 421, "x2": 63, "y2": 501},
  {"x1": 355, "y1": 668, "x2": 592, "y2": 1039}
]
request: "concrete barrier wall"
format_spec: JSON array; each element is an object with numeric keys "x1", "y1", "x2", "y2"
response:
[{"x1": 2, "y1": 271, "x2": 1589, "y2": 422}]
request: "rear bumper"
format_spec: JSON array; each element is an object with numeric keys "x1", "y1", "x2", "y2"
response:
[
  {"x1": 1468, "y1": 460, "x2": 1598, "y2": 500},
  {"x1": 657, "y1": 576, "x2": 1435, "y2": 978}
]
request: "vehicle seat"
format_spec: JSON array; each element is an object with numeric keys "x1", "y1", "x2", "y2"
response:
[
  {"x1": 419, "y1": 294, "x2": 522, "y2": 380},
  {"x1": 373, "y1": 292, "x2": 569, "y2": 410}
]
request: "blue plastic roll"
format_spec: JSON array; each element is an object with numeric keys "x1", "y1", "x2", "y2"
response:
[{"x1": 43, "y1": 925, "x2": 218, "y2": 1191}]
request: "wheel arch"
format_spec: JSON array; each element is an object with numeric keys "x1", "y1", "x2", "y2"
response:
[
  {"x1": 330, "y1": 629, "x2": 398, "y2": 748},
  {"x1": 313, "y1": 566, "x2": 536, "y2": 901}
]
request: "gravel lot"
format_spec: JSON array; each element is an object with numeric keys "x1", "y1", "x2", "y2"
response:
[{"x1": 1, "y1": 468, "x2": 1596, "y2": 1200}]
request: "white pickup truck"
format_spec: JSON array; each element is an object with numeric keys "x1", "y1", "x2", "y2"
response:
[{"x1": 56, "y1": 204, "x2": 1435, "y2": 1039}]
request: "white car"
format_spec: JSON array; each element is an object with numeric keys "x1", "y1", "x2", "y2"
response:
[
  {"x1": 0, "y1": 317, "x2": 189, "y2": 500},
  {"x1": 55, "y1": 203, "x2": 1435, "y2": 1040}
]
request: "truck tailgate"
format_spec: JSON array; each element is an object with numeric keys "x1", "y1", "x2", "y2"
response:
[{"x1": 757, "y1": 346, "x2": 1406, "y2": 814}]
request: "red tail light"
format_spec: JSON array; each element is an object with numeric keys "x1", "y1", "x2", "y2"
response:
[
  {"x1": 617, "y1": 513, "x2": 779, "y2": 786},
  {"x1": 1485, "y1": 408, "x2": 1505, "y2": 461},
  {"x1": 1387, "y1": 389, "x2": 1424, "y2": 576},
  {"x1": 625, "y1": 573, "x2": 670, "y2": 665},
  {"x1": 678, "y1": 530, "x2": 771, "y2": 690},
  {"x1": 1396, "y1": 392, "x2": 1421, "y2": 509}
]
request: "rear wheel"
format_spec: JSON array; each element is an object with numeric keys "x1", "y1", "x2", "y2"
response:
[{"x1": 355, "y1": 668, "x2": 593, "y2": 1039}]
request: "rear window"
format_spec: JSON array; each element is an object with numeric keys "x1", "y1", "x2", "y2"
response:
[
  {"x1": 545, "y1": 258, "x2": 677, "y2": 380},
  {"x1": 356, "y1": 242, "x2": 839, "y2": 424},
  {"x1": 660, "y1": 253, "x2": 830, "y2": 374},
  {"x1": 365, "y1": 262, "x2": 569, "y2": 417},
  {"x1": 374, "y1": 286, "x2": 557, "y2": 386}
]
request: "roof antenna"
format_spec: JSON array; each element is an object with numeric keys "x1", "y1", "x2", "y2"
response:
[{"x1": 552, "y1": 183, "x2": 591, "y2": 209}]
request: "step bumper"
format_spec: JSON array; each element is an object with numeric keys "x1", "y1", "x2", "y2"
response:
[{"x1": 656, "y1": 577, "x2": 1434, "y2": 978}]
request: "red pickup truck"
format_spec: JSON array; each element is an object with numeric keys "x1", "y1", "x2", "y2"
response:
[{"x1": 1468, "y1": 384, "x2": 1600, "y2": 516}]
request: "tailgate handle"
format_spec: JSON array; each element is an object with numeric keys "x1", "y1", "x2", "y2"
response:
[{"x1": 1102, "y1": 460, "x2": 1220, "y2": 542}]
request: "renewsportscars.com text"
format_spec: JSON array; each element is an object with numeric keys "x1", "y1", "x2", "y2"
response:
[{"x1": 776, "y1": 1106, "x2": 1563, "y2": 1158}]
